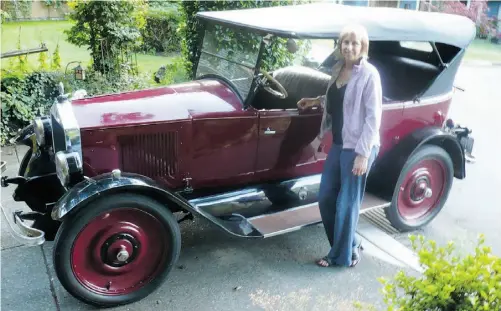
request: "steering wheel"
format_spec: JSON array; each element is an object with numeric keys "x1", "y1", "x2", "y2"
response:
[{"x1": 259, "y1": 68, "x2": 288, "y2": 99}]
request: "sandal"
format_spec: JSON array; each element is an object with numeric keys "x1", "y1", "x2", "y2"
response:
[
  {"x1": 351, "y1": 242, "x2": 364, "y2": 267},
  {"x1": 316, "y1": 256, "x2": 338, "y2": 268}
]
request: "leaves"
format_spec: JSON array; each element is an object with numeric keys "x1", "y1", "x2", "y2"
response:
[
  {"x1": 64, "y1": 0, "x2": 147, "y2": 75},
  {"x1": 178, "y1": 0, "x2": 312, "y2": 79},
  {"x1": 379, "y1": 234, "x2": 501, "y2": 311}
]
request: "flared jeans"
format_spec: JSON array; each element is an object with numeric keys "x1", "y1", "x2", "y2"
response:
[{"x1": 318, "y1": 143, "x2": 379, "y2": 266}]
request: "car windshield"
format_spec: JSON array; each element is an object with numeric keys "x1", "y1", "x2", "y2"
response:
[{"x1": 195, "y1": 24, "x2": 262, "y2": 101}]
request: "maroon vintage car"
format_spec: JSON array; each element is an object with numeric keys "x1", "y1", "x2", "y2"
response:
[{"x1": 1, "y1": 3, "x2": 476, "y2": 308}]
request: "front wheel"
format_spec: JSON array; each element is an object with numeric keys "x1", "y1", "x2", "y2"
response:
[
  {"x1": 385, "y1": 145, "x2": 454, "y2": 232},
  {"x1": 53, "y1": 193, "x2": 181, "y2": 307}
]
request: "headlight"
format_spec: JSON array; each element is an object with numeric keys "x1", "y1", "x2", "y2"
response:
[
  {"x1": 33, "y1": 117, "x2": 52, "y2": 146},
  {"x1": 55, "y1": 151, "x2": 83, "y2": 187}
]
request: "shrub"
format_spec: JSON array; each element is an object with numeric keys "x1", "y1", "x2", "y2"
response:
[
  {"x1": 0, "y1": 67, "x2": 154, "y2": 146},
  {"x1": 1, "y1": 71, "x2": 64, "y2": 145},
  {"x1": 435, "y1": 0, "x2": 496, "y2": 38},
  {"x1": 377, "y1": 234, "x2": 501, "y2": 311},
  {"x1": 140, "y1": 6, "x2": 181, "y2": 55},
  {"x1": 65, "y1": 0, "x2": 147, "y2": 75}
]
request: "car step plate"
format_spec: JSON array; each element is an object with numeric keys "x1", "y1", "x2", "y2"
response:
[{"x1": 248, "y1": 193, "x2": 390, "y2": 238}]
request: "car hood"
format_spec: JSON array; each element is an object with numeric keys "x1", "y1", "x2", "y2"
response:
[{"x1": 70, "y1": 79, "x2": 242, "y2": 130}]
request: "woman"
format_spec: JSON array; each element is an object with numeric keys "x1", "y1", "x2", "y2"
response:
[{"x1": 297, "y1": 24, "x2": 382, "y2": 268}]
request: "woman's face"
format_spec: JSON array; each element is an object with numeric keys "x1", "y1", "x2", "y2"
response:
[{"x1": 341, "y1": 33, "x2": 363, "y2": 63}]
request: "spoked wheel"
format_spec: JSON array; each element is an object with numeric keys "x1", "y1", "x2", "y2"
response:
[
  {"x1": 385, "y1": 145, "x2": 454, "y2": 232},
  {"x1": 53, "y1": 194, "x2": 181, "y2": 307}
]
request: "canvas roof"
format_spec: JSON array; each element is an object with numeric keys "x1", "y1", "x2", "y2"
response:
[{"x1": 196, "y1": 3, "x2": 477, "y2": 48}]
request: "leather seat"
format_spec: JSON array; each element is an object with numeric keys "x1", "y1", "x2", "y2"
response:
[{"x1": 253, "y1": 66, "x2": 331, "y2": 110}]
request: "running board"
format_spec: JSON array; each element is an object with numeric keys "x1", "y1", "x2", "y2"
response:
[{"x1": 248, "y1": 193, "x2": 390, "y2": 238}]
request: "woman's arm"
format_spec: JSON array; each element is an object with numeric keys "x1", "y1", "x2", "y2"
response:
[{"x1": 354, "y1": 70, "x2": 383, "y2": 159}]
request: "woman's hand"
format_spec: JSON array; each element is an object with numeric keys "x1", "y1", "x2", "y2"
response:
[
  {"x1": 352, "y1": 154, "x2": 368, "y2": 176},
  {"x1": 297, "y1": 97, "x2": 319, "y2": 110}
]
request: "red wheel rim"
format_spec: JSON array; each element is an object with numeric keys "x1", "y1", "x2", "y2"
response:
[
  {"x1": 71, "y1": 208, "x2": 169, "y2": 295},
  {"x1": 397, "y1": 159, "x2": 447, "y2": 221}
]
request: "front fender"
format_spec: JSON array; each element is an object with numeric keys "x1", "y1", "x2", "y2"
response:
[
  {"x1": 51, "y1": 171, "x2": 195, "y2": 221},
  {"x1": 369, "y1": 126, "x2": 465, "y2": 196}
]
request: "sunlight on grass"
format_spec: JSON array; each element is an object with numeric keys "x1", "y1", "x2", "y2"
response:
[
  {"x1": 1, "y1": 20, "x2": 173, "y2": 74},
  {"x1": 464, "y1": 39, "x2": 501, "y2": 62}
]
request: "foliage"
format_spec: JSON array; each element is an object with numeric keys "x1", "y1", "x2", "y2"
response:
[
  {"x1": 9, "y1": 28, "x2": 31, "y2": 74},
  {"x1": 38, "y1": 49, "x2": 49, "y2": 71},
  {"x1": 0, "y1": 67, "x2": 155, "y2": 146},
  {"x1": 50, "y1": 43, "x2": 62, "y2": 70},
  {"x1": 1, "y1": 0, "x2": 32, "y2": 20},
  {"x1": 178, "y1": 0, "x2": 312, "y2": 79},
  {"x1": 44, "y1": 0, "x2": 67, "y2": 9},
  {"x1": 65, "y1": 67, "x2": 152, "y2": 97},
  {"x1": 154, "y1": 57, "x2": 189, "y2": 85},
  {"x1": 140, "y1": 6, "x2": 181, "y2": 54},
  {"x1": 1, "y1": 9, "x2": 11, "y2": 22},
  {"x1": 429, "y1": 0, "x2": 496, "y2": 38},
  {"x1": 1, "y1": 71, "x2": 64, "y2": 145},
  {"x1": 377, "y1": 234, "x2": 501, "y2": 311},
  {"x1": 64, "y1": 0, "x2": 147, "y2": 75}
]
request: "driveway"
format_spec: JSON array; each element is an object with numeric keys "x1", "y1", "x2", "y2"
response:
[{"x1": 2, "y1": 63, "x2": 499, "y2": 311}]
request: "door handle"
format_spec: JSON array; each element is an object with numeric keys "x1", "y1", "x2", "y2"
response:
[{"x1": 264, "y1": 127, "x2": 276, "y2": 135}]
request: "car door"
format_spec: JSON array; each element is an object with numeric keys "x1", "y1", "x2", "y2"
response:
[{"x1": 254, "y1": 108, "x2": 324, "y2": 181}]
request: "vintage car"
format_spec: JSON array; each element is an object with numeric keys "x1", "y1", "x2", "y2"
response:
[{"x1": 1, "y1": 3, "x2": 476, "y2": 308}]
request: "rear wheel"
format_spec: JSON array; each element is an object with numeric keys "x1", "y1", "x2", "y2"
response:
[
  {"x1": 53, "y1": 193, "x2": 181, "y2": 307},
  {"x1": 385, "y1": 145, "x2": 454, "y2": 232}
]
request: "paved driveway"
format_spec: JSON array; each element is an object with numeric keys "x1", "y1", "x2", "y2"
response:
[{"x1": 2, "y1": 64, "x2": 499, "y2": 311}]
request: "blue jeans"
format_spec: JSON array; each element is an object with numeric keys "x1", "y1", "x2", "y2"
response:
[{"x1": 318, "y1": 144, "x2": 379, "y2": 266}]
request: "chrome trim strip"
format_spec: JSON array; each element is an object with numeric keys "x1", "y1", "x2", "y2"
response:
[
  {"x1": 0, "y1": 204, "x2": 45, "y2": 246},
  {"x1": 262, "y1": 222, "x2": 319, "y2": 238},
  {"x1": 50, "y1": 98, "x2": 82, "y2": 160},
  {"x1": 382, "y1": 90, "x2": 453, "y2": 111}
]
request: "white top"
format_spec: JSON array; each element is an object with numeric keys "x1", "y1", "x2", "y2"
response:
[{"x1": 197, "y1": 3, "x2": 476, "y2": 48}]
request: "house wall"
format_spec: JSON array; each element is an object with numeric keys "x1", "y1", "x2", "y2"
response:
[
  {"x1": 399, "y1": 0, "x2": 418, "y2": 10},
  {"x1": 0, "y1": 1, "x2": 70, "y2": 21},
  {"x1": 341, "y1": 0, "x2": 370, "y2": 6},
  {"x1": 487, "y1": 1, "x2": 500, "y2": 19},
  {"x1": 340, "y1": 0, "x2": 420, "y2": 10},
  {"x1": 29, "y1": 1, "x2": 70, "y2": 20}
]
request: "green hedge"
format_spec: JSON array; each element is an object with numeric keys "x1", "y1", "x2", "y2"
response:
[{"x1": 140, "y1": 7, "x2": 181, "y2": 54}]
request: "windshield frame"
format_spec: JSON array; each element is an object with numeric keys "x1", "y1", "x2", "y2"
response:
[{"x1": 194, "y1": 22, "x2": 266, "y2": 107}]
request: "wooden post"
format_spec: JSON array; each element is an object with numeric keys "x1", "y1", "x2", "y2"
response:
[{"x1": 1, "y1": 45, "x2": 48, "y2": 59}]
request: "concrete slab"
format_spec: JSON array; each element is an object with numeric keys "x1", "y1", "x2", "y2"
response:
[
  {"x1": 41, "y1": 219, "x2": 413, "y2": 311},
  {"x1": 1, "y1": 246, "x2": 57, "y2": 311}
]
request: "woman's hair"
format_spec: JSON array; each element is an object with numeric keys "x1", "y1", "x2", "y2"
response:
[{"x1": 338, "y1": 24, "x2": 370, "y2": 58}]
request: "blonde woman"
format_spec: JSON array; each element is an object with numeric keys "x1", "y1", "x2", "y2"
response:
[{"x1": 297, "y1": 24, "x2": 382, "y2": 268}]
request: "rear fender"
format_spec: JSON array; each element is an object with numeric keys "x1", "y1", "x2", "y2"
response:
[
  {"x1": 51, "y1": 171, "x2": 194, "y2": 221},
  {"x1": 369, "y1": 127, "x2": 465, "y2": 196}
]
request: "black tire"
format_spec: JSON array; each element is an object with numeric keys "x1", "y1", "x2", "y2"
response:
[
  {"x1": 53, "y1": 193, "x2": 181, "y2": 308},
  {"x1": 385, "y1": 145, "x2": 454, "y2": 232}
]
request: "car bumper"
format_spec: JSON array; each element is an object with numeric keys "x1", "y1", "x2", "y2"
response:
[{"x1": 0, "y1": 174, "x2": 46, "y2": 246}]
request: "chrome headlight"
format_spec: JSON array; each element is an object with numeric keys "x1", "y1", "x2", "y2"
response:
[
  {"x1": 55, "y1": 151, "x2": 83, "y2": 187},
  {"x1": 32, "y1": 117, "x2": 52, "y2": 146}
]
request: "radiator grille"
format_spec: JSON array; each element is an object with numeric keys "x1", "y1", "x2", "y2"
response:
[{"x1": 119, "y1": 132, "x2": 178, "y2": 178}]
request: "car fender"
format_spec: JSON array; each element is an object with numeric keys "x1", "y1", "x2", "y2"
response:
[
  {"x1": 369, "y1": 126, "x2": 465, "y2": 196},
  {"x1": 51, "y1": 171, "x2": 195, "y2": 221}
]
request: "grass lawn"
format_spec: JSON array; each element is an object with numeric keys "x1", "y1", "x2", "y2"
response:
[
  {"x1": 1, "y1": 20, "x2": 175, "y2": 74},
  {"x1": 464, "y1": 39, "x2": 501, "y2": 62}
]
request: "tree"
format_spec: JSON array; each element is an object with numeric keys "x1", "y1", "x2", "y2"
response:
[{"x1": 65, "y1": 0, "x2": 147, "y2": 75}]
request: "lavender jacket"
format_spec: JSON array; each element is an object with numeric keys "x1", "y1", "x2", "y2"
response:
[{"x1": 317, "y1": 57, "x2": 383, "y2": 158}]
